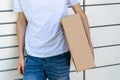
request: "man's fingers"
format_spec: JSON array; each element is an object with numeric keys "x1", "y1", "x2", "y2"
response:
[
  {"x1": 22, "y1": 64, "x2": 25, "y2": 74},
  {"x1": 17, "y1": 65, "x2": 22, "y2": 75},
  {"x1": 17, "y1": 64, "x2": 24, "y2": 75}
]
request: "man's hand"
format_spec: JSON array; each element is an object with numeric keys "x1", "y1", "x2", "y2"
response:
[{"x1": 17, "y1": 56, "x2": 25, "y2": 75}]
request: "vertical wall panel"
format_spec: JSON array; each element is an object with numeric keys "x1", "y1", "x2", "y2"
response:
[
  {"x1": 86, "y1": 65, "x2": 120, "y2": 80},
  {"x1": 0, "y1": 12, "x2": 17, "y2": 23},
  {"x1": 86, "y1": 5, "x2": 120, "y2": 26},
  {"x1": 0, "y1": 0, "x2": 13, "y2": 10},
  {"x1": 0, "y1": 36, "x2": 18, "y2": 47},
  {"x1": 0, "y1": 59, "x2": 18, "y2": 71},
  {"x1": 70, "y1": 72, "x2": 83, "y2": 80},
  {"x1": 94, "y1": 46, "x2": 120, "y2": 66},
  {"x1": 0, "y1": 70, "x2": 22, "y2": 80},
  {"x1": 0, "y1": 47, "x2": 18, "y2": 59},
  {"x1": 0, "y1": 24, "x2": 16, "y2": 35},
  {"x1": 90, "y1": 26, "x2": 120, "y2": 47}
]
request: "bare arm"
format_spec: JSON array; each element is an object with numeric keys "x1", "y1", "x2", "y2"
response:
[
  {"x1": 16, "y1": 12, "x2": 27, "y2": 58},
  {"x1": 72, "y1": 3, "x2": 95, "y2": 59},
  {"x1": 16, "y1": 12, "x2": 27, "y2": 74},
  {"x1": 72, "y1": 3, "x2": 93, "y2": 47}
]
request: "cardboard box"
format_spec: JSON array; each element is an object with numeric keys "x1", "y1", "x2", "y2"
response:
[{"x1": 61, "y1": 14, "x2": 96, "y2": 72}]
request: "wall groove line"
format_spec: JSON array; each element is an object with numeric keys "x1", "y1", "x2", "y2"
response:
[
  {"x1": 0, "y1": 34, "x2": 16, "y2": 37},
  {"x1": 85, "y1": 3, "x2": 120, "y2": 7},
  {"x1": 0, "y1": 22, "x2": 16, "y2": 25},
  {"x1": 0, "y1": 45, "x2": 18, "y2": 49},
  {"x1": 0, "y1": 10, "x2": 13, "y2": 12}
]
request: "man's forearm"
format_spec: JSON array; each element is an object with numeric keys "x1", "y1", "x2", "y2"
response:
[
  {"x1": 16, "y1": 24, "x2": 26, "y2": 57},
  {"x1": 80, "y1": 14, "x2": 93, "y2": 45},
  {"x1": 16, "y1": 22, "x2": 26, "y2": 57},
  {"x1": 16, "y1": 13, "x2": 27, "y2": 57},
  {"x1": 72, "y1": 3, "x2": 93, "y2": 46}
]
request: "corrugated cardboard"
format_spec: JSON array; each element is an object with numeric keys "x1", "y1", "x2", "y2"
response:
[{"x1": 61, "y1": 14, "x2": 96, "y2": 72}]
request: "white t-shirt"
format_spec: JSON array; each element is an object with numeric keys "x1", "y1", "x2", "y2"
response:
[{"x1": 14, "y1": 0, "x2": 80, "y2": 58}]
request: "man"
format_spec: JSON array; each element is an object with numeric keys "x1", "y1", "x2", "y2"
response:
[{"x1": 14, "y1": 0, "x2": 94, "y2": 80}]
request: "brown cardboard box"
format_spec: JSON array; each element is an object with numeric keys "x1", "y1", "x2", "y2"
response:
[{"x1": 61, "y1": 14, "x2": 96, "y2": 72}]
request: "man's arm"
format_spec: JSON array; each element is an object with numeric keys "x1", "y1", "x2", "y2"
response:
[
  {"x1": 72, "y1": 3, "x2": 92, "y2": 46},
  {"x1": 72, "y1": 3, "x2": 95, "y2": 59},
  {"x1": 16, "y1": 12, "x2": 27, "y2": 74}
]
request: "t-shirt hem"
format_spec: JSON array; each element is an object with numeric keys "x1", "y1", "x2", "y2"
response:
[{"x1": 25, "y1": 49, "x2": 70, "y2": 58}]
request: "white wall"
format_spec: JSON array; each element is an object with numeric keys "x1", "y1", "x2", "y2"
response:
[{"x1": 0, "y1": 0, "x2": 120, "y2": 80}]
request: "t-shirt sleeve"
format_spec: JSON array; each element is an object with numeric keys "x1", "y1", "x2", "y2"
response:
[
  {"x1": 13, "y1": 0, "x2": 23, "y2": 12},
  {"x1": 68, "y1": 0, "x2": 80, "y2": 6}
]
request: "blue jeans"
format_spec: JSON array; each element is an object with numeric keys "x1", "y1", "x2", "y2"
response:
[{"x1": 23, "y1": 51, "x2": 71, "y2": 80}]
